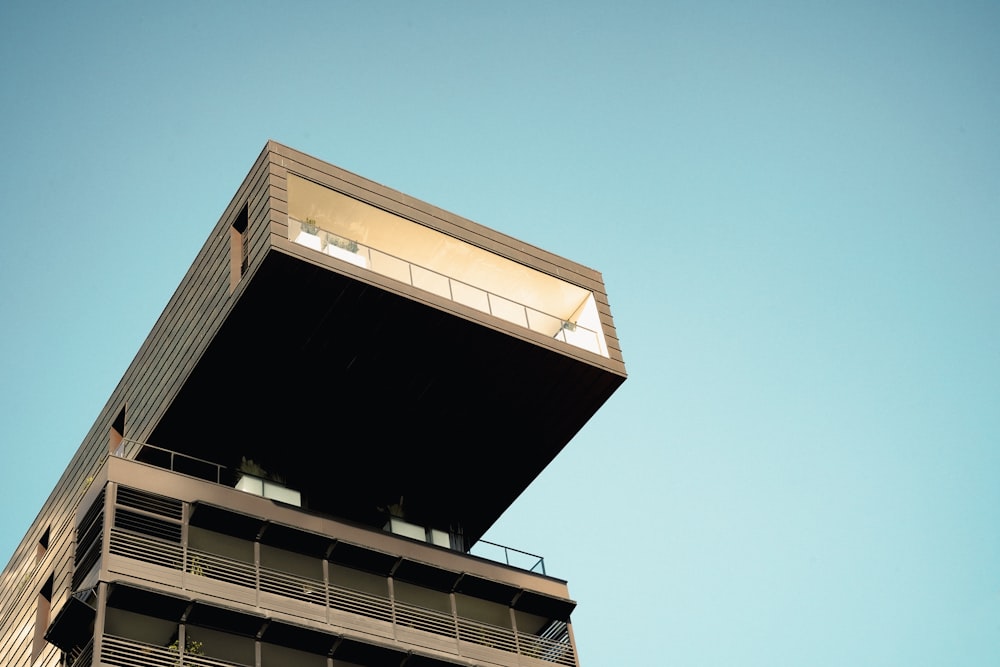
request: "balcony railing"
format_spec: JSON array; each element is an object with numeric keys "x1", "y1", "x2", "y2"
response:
[
  {"x1": 68, "y1": 637, "x2": 94, "y2": 667},
  {"x1": 469, "y1": 539, "x2": 546, "y2": 575},
  {"x1": 291, "y1": 220, "x2": 604, "y2": 356},
  {"x1": 122, "y1": 440, "x2": 547, "y2": 576},
  {"x1": 107, "y1": 527, "x2": 575, "y2": 666},
  {"x1": 103, "y1": 634, "x2": 241, "y2": 667}
]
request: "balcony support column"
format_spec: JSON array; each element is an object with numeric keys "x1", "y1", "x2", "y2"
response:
[
  {"x1": 253, "y1": 540, "x2": 261, "y2": 609},
  {"x1": 322, "y1": 556, "x2": 331, "y2": 624},
  {"x1": 181, "y1": 501, "x2": 191, "y2": 587},
  {"x1": 387, "y1": 575, "x2": 398, "y2": 640},
  {"x1": 449, "y1": 591, "x2": 461, "y2": 654},
  {"x1": 93, "y1": 581, "x2": 108, "y2": 664},
  {"x1": 509, "y1": 606, "x2": 522, "y2": 657}
]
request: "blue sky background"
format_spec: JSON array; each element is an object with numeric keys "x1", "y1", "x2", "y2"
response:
[{"x1": 2, "y1": 2, "x2": 998, "y2": 665}]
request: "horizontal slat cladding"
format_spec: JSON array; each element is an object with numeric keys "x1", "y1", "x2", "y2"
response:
[
  {"x1": 101, "y1": 634, "x2": 177, "y2": 667},
  {"x1": 119, "y1": 235, "x2": 224, "y2": 419},
  {"x1": 101, "y1": 523, "x2": 581, "y2": 666},
  {"x1": 1, "y1": 144, "x2": 277, "y2": 660},
  {"x1": 131, "y1": 241, "x2": 227, "y2": 430},
  {"x1": 456, "y1": 618, "x2": 518, "y2": 653},
  {"x1": 394, "y1": 601, "x2": 456, "y2": 638},
  {"x1": 0, "y1": 434, "x2": 106, "y2": 628},
  {"x1": 234, "y1": 160, "x2": 276, "y2": 293},
  {"x1": 272, "y1": 145, "x2": 604, "y2": 290},
  {"x1": 109, "y1": 529, "x2": 183, "y2": 572},
  {"x1": 268, "y1": 174, "x2": 288, "y2": 208},
  {"x1": 76, "y1": 488, "x2": 106, "y2": 539},
  {"x1": 73, "y1": 489, "x2": 106, "y2": 589},
  {"x1": 115, "y1": 487, "x2": 182, "y2": 521},
  {"x1": 128, "y1": 150, "x2": 272, "y2": 445},
  {"x1": 218, "y1": 144, "x2": 273, "y2": 244},
  {"x1": 125, "y1": 170, "x2": 267, "y2": 456},
  {"x1": 3, "y1": 141, "x2": 603, "y2": 667},
  {"x1": 249, "y1": 185, "x2": 274, "y2": 235},
  {"x1": 113, "y1": 508, "x2": 181, "y2": 543}
]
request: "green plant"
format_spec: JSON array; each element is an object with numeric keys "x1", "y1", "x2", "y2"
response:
[
  {"x1": 187, "y1": 554, "x2": 204, "y2": 576},
  {"x1": 80, "y1": 475, "x2": 94, "y2": 497},
  {"x1": 237, "y1": 456, "x2": 286, "y2": 485},
  {"x1": 168, "y1": 636, "x2": 204, "y2": 664},
  {"x1": 301, "y1": 217, "x2": 319, "y2": 234},
  {"x1": 329, "y1": 235, "x2": 359, "y2": 253},
  {"x1": 379, "y1": 495, "x2": 406, "y2": 519},
  {"x1": 237, "y1": 456, "x2": 268, "y2": 477}
]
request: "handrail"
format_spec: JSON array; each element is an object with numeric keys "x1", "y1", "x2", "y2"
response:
[
  {"x1": 106, "y1": 529, "x2": 575, "y2": 665},
  {"x1": 102, "y1": 633, "x2": 245, "y2": 666},
  {"x1": 67, "y1": 636, "x2": 94, "y2": 667},
  {"x1": 291, "y1": 219, "x2": 605, "y2": 356},
  {"x1": 470, "y1": 539, "x2": 546, "y2": 575},
  {"x1": 117, "y1": 440, "x2": 548, "y2": 577}
]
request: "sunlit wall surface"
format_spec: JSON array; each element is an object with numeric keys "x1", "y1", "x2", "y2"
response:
[{"x1": 287, "y1": 174, "x2": 609, "y2": 357}]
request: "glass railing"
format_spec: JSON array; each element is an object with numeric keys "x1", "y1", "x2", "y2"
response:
[{"x1": 290, "y1": 219, "x2": 603, "y2": 355}]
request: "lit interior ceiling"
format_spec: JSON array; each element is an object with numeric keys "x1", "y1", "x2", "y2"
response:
[{"x1": 287, "y1": 174, "x2": 592, "y2": 321}]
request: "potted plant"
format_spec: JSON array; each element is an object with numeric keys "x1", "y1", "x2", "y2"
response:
[
  {"x1": 301, "y1": 217, "x2": 320, "y2": 235},
  {"x1": 168, "y1": 636, "x2": 204, "y2": 665},
  {"x1": 325, "y1": 233, "x2": 367, "y2": 267},
  {"x1": 329, "y1": 236, "x2": 359, "y2": 253},
  {"x1": 294, "y1": 217, "x2": 323, "y2": 250},
  {"x1": 236, "y1": 456, "x2": 269, "y2": 479},
  {"x1": 380, "y1": 497, "x2": 427, "y2": 541},
  {"x1": 234, "y1": 457, "x2": 300, "y2": 506},
  {"x1": 234, "y1": 456, "x2": 268, "y2": 494}
]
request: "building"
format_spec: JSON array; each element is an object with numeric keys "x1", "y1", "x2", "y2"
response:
[{"x1": 0, "y1": 141, "x2": 627, "y2": 667}]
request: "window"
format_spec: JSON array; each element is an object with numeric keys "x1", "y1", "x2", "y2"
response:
[
  {"x1": 110, "y1": 406, "x2": 125, "y2": 456},
  {"x1": 35, "y1": 527, "x2": 49, "y2": 564},
  {"x1": 32, "y1": 574, "x2": 53, "y2": 662},
  {"x1": 230, "y1": 203, "x2": 249, "y2": 290}
]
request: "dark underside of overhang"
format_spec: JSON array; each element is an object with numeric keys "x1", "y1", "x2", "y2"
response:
[{"x1": 149, "y1": 249, "x2": 625, "y2": 545}]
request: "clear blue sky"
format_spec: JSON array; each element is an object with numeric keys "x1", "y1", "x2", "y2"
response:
[{"x1": 2, "y1": 2, "x2": 998, "y2": 665}]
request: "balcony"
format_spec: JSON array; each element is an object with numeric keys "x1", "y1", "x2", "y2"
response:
[
  {"x1": 103, "y1": 524, "x2": 575, "y2": 666},
  {"x1": 129, "y1": 441, "x2": 549, "y2": 572},
  {"x1": 77, "y1": 449, "x2": 577, "y2": 665},
  {"x1": 286, "y1": 181, "x2": 609, "y2": 359}
]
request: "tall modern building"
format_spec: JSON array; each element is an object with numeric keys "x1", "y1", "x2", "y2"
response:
[{"x1": 0, "y1": 142, "x2": 626, "y2": 667}]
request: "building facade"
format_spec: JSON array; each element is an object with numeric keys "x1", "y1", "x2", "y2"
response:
[{"x1": 0, "y1": 142, "x2": 627, "y2": 667}]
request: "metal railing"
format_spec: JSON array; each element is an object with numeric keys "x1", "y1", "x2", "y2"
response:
[
  {"x1": 291, "y1": 220, "x2": 604, "y2": 357},
  {"x1": 102, "y1": 634, "x2": 244, "y2": 667},
  {"x1": 120, "y1": 440, "x2": 548, "y2": 577},
  {"x1": 68, "y1": 637, "x2": 94, "y2": 667},
  {"x1": 107, "y1": 528, "x2": 575, "y2": 665},
  {"x1": 469, "y1": 539, "x2": 546, "y2": 575}
]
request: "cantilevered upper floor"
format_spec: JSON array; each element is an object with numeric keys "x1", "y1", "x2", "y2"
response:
[
  {"x1": 0, "y1": 141, "x2": 626, "y2": 667},
  {"x1": 132, "y1": 141, "x2": 626, "y2": 547}
]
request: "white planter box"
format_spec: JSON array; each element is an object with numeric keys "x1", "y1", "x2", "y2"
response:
[
  {"x1": 326, "y1": 244, "x2": 368, "y2": 268},
  {"x1": 235, "y1": 474, "x2": 301, "y2": 507},
  {"x1": 385, "y1": 517, "x2": 427, "y2": 542},
  {"x1": 295, "y1": 230, "x2": 323, "y2": 250}
]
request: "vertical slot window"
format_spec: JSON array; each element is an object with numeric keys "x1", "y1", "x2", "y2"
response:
[
  {"x1": 110, "y1": 406, "x2": 125, "y2": 456},
  {"x1": 230, "y1": 203, "x2": 249, "y2": 290},
  {"x1": 35, "y1": 527, "x2": 50, "y2": 564},
  {"x1": 32, "y1": 574, "x2": 53, "y2": 662}
]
